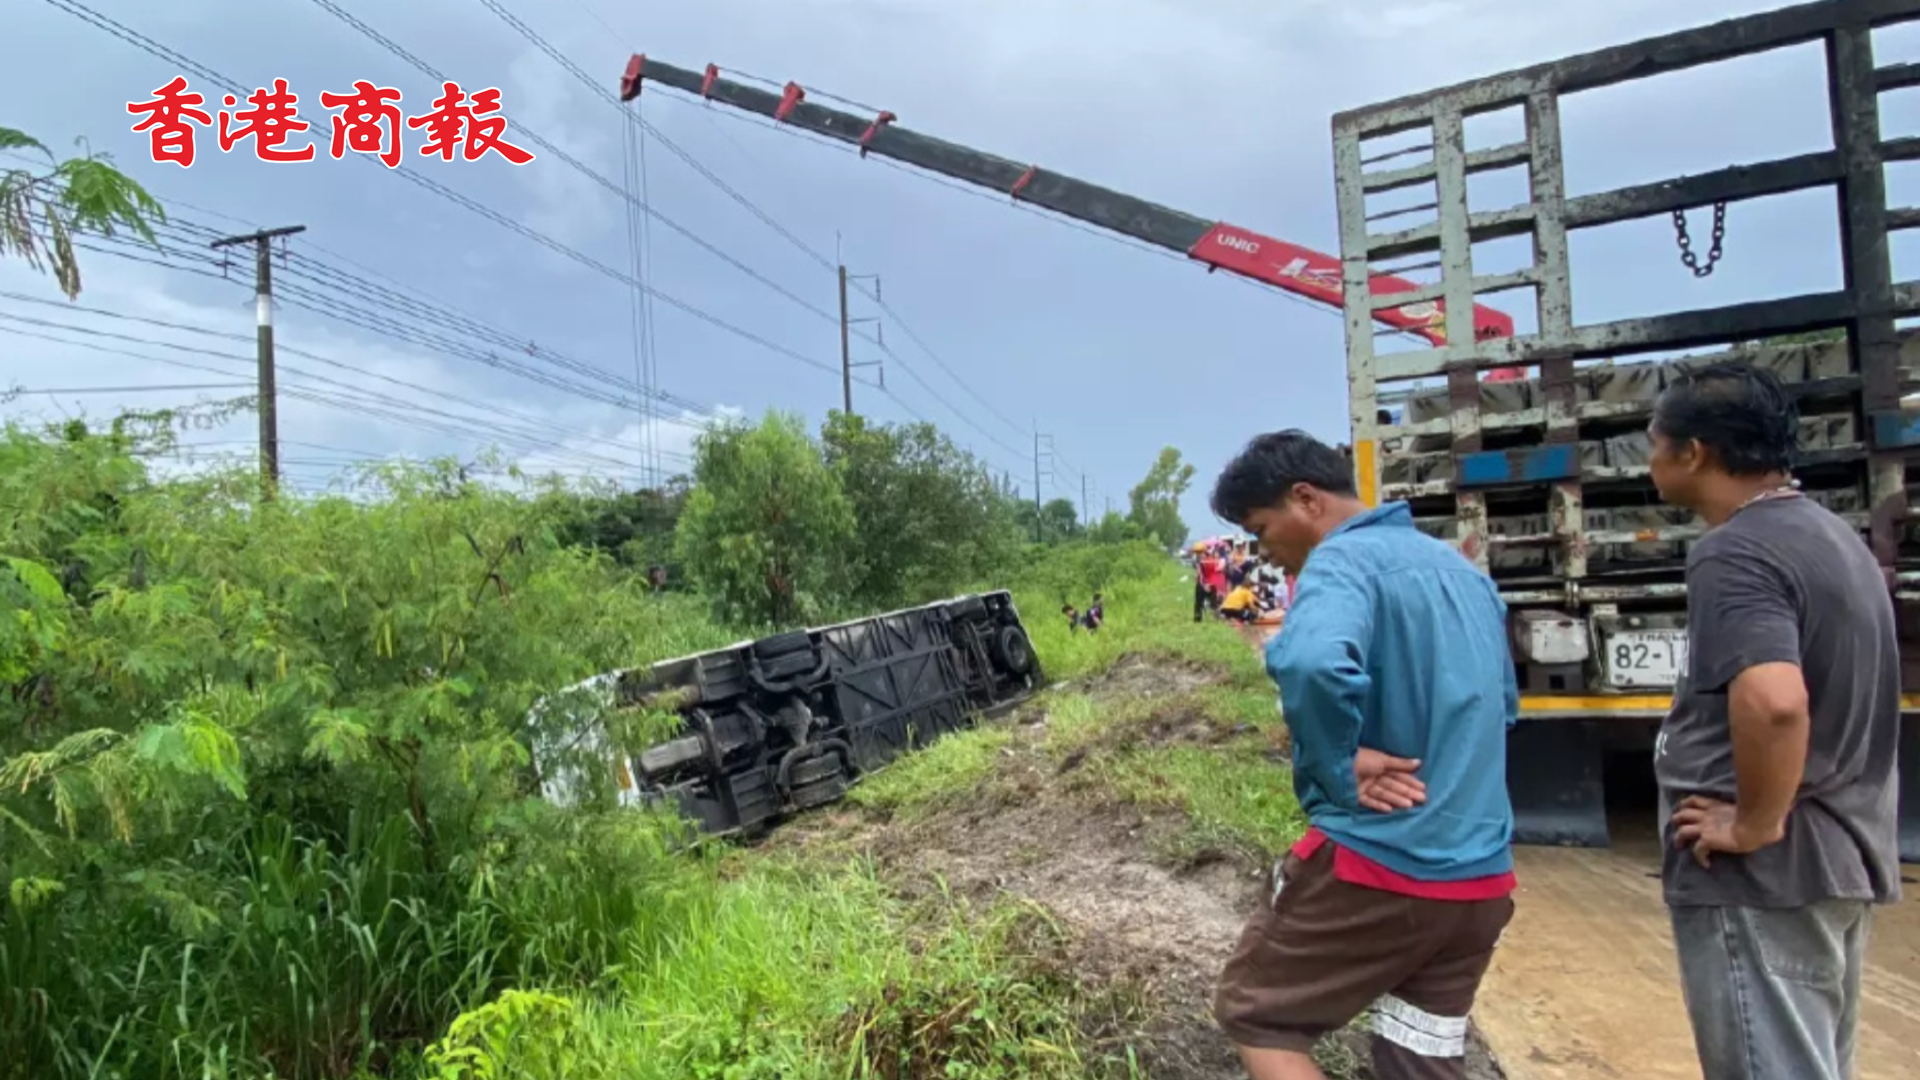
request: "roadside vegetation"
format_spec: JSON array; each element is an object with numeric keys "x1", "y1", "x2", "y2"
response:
[
  {"x1": 856, "y1": 556, "x2": 1303, "y2": 869},
  {"x1": 0, "y1": 395, "x2": 1258, "y2": 1079},
  {"x1": 1, "y1": 131, "x2": 1311, "y2": 1080}
]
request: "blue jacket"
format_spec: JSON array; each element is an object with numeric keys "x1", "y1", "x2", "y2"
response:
[{"x1": 1266, "y1": 502, "x2": 1517, "y2": 880}]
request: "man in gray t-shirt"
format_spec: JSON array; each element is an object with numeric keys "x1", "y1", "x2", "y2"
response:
[{"x1": 1648, "y1": 360, "x2": 1902, "y2": 1080}]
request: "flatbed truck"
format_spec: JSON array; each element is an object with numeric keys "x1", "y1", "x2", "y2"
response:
[{"x1": 1332, "y1": 0, "x2": 1920, "y2": 855}]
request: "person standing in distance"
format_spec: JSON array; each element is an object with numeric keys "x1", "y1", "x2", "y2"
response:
[
  {"x1": 1648, "y1": 360, "x2": 1902, "y2": 1080},
  {"x1": 1208, "y1": 431, "x2": 1518, "y2": 1080}
]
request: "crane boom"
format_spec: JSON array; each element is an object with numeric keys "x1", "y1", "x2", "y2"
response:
[{"x1": 619, "y1": 55, "x2": 1516, "y2": 349}]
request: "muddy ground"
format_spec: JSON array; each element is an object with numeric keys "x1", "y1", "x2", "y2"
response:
[{"x1": 780, "y1": 654, "x2": 1505, "y2": 1080}]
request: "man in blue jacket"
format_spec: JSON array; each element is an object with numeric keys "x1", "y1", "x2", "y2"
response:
[{"x1": 1208, "y1": 430, "x2": 1518, "y2": 1080}]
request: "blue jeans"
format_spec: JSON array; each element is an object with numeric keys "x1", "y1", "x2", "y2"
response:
[{"x1": 1669, "y1": 901, "x2": 1872, "y2": 1080}]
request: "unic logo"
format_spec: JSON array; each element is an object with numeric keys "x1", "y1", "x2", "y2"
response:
[{"x1": 1214, "y1": 232, "x2": 1261, "y2": 254}]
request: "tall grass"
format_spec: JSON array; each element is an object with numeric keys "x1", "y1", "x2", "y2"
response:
[
  {"x1": 1, "y1": 424, "x2": 1205, "y2": 1080},
  {"x1": 1009, "y1": 542, "x2": 1258, "y2": 684},
  {"x1": 405, "y1": 857, "x2": 1127, "y2": 1080},
  {"x1": 1, "y1": 805, "x2": 700, "y2": 1080}
]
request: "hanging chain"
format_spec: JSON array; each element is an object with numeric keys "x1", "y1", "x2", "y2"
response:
[{"x1": 1673, "y1": 201, "x2": 1728, "y2": 277}]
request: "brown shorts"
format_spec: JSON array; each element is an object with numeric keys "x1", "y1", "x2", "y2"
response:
[{"x1": 1213, "y1": 839, "x2": 1514, "y2": 1080}]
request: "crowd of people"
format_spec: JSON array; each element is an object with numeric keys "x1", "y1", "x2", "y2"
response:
[
  {"x1": 1189, "y1": 537, "x2": 1294, "y2": 626},
  {"x1": 1202, "y1": 360, "x2": 1901, "y2": 1080}
]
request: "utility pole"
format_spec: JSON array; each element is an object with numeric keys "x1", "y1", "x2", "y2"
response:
[
  {"x1": 838, "y1": 264, "x2": 852, "y2": 415},
  {"x1": 838, "y1": 265, "x2": 885, "y2": 416},
  {"x1": 1081, "y1": 474, "x2": 1089, "y2": 527},
  {"x1": 1032, "y1": 428, "x2": 1042, "y2": 542},
  {"x1": 1031, "y1": 425, "x2": 1054, "y2": 544},
  {"x1": 211, "y1": 224, "x2": 305, "y2": 497}
]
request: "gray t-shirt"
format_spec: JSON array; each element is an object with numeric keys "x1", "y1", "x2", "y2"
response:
[{"x1": 1655, "y1": 494, "x2": 1904, "y2": 908}]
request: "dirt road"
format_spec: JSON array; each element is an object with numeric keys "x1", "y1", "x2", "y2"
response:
[
  {"x1": 790, "y1": 654, "x2": 1502, "y2": 1079},
  {"x1": 1476, "y1": 832, "x2": 1920, "y2": 1080}
]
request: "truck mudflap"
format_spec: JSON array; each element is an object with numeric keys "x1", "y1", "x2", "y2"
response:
[
  {"x1": 1508, "y1": 719, "x2": 1609, "y2": 849},
  {"x1": 1511, "y1": 700, "x2": 1920, "y2": 864}
]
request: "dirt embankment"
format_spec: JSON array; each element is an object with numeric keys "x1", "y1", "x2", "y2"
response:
[{"x1": 781, "y1": 653, "x2": 1505, "y2": 1080}]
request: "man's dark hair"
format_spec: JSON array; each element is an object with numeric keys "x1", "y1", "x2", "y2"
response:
[
  {"x1": 1651, "y1": 360, "x2": 1799, "y2": 476},
  {"x1": 1210, "y1": 429, "x2": 1357, "y2": 524}
]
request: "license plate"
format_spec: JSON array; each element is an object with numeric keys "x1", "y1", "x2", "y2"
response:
[{"x1": 1603, "y1": 629, "x2": 1688, "y2": 689}]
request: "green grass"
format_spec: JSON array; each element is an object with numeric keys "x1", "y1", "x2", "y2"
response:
[
  {"x1": 1011, "y1": 548, "x2": 1263, "y2": 685},
  {"x1": 4, "y1": 542, "x2": 1298, "y2": 1080},
  {"x1": 412, "y1": 856, "x2": 1138, "y2": 1080},
  {"x1": 848, "y1": 554, "x2": 1309, "y2": 870},
  {"x1": 847, "y1": 724, "x2": 1016, "y2": 824},
  {"x1": 1104, "y1": 741, "x2": 1308, "y2": 863}
]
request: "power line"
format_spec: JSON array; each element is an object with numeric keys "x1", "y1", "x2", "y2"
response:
[
  {"x1": 66, "y1": 221, "x2": 724, "y2": 422},
  {"x1": 621, "y1": 98, "x2": 661, "y2": 487},
  {"x1": 40, "y1": 226, "x2": 725, "y2": 484},
  {"x1": 473, "y1": 0, "x2": 839, "y2": 273},
  {"x1": 0, "y1": 289, "x2": 678, "y2": 455},
  {"x1": 38, "y1": 0, "x2": 1081, "y2": 486},
  {"x1": 0, "y1": 317, "x2": 676, "y2": 473},
  {"x1": 43, "y1": 0, "x2": 844, "y2": 382},
  {"x1": 304, "y1": 0, "x2": 841, "y2": 325},
  {"x1": 589, "y1": 57, "x2": 1047, "y2": 453},
  {"x1": 3, "y1": 383, "x2": 252, "y2": 395},
  {"x1": 466, "y1": 0, "x2": 1061, "y2": 463}
]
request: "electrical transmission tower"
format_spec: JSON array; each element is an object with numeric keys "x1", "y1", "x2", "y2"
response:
[{"x1": 1032, "y1": 426, "x2": 1055, "y2": 543}]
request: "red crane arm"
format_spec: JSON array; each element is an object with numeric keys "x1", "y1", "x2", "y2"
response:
[{"x1": 619, "y1": 55, "x2": 1516, "y2": 350}]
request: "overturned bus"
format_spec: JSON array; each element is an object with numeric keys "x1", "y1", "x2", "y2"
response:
[{"x1": 536, "y1": 590, "x2": 1042, "y2": 835}]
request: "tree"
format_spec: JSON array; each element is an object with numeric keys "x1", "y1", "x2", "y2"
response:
[
  {"x1": 1010, "y1": 497, "x2": 1083, "y2": 546},
  {"x1": 1084, "y1": 510, "x2": 1141, "y2": 545},
  {"x1": 673, "y1": 412, "x2": 855, "y2": 627},
  {"x1": 1, "y1": 127, "x2": 164, "y2": 298},
  {"x1": 1126, "y1": 446, "x2": 1195, "y2": 550},
  {"x1": 0, "y1": 422, "x2": 734, "y2": 1080},
  {"x1": 545, "y1": 479, "x2": 689, "y2": 578},
  {"x1": 820, "y1": 412, "x2": 1020, "y2": 609}
]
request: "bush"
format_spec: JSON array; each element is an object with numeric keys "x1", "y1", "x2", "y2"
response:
[{"x1": 0, "y1": 423, "x2": 731, "y2": 1080}]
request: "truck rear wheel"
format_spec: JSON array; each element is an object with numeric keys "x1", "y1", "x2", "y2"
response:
[{"x1": 991, "y1": 625, "x2": 1034, "y2": 676}]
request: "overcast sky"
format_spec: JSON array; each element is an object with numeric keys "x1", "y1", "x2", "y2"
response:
[{"x1": 7, "y1": 0, "x2": 1913, "y2": 532}]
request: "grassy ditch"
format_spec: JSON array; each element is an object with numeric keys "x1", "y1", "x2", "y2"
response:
[
  {"x1": 408, "y1": 555, "x2": 1312, "y2": 1080},
  {"x1": 408, "y1": 854, "x2": 1136, "y2": 1080},
  {"x1": 859, "y1": 557, "x2": 1307, "y2": 868}
]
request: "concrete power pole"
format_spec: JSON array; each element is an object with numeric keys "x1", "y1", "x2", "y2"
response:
[
  {"x1": 1081, "y1": 474, "x2": 1089, "y2": 527},
  {"x1": 211, "y1": 224, "x2": 305, "y2": 498}
]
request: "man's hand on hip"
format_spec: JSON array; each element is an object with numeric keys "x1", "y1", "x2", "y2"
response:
[
  {"x1": 1355, "y1": 747, "x2": 1425, "y2": 813},
  {"x1": 1670, "y1": 795, "x2": 1785, "y2": 867}
]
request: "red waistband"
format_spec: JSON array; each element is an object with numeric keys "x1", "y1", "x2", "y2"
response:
[{"x1": 1292, "y1": 827, "x2": 1516, "y2": 901}]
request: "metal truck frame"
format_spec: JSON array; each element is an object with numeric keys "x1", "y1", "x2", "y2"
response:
[
  {"x1": 538, "y1": 590, "x2": 1042, "y2": 835},
  {"x1": 1333, "y1": 0, "x2": 1920, "y2": 857}
]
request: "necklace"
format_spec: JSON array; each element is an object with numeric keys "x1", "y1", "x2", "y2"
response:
[{"x1": 1729, "y1": 479, "x2": 1801, "y2": 519}]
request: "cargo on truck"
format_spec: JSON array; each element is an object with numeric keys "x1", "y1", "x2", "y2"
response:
[{"x1": 1330, "y1": 0, "x2": 1920, "y2": 856}]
